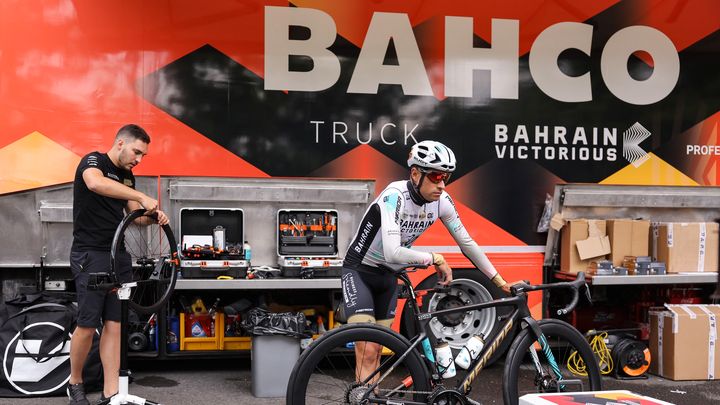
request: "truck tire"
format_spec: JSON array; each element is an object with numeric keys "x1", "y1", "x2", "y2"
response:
[{"x1": 400, "y1": 269, "x2": 516, "y2": 366}]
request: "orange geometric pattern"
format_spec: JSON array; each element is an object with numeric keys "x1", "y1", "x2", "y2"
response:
[{"x1": 0, "y1": 132, "x2": 80, "y2": 194}]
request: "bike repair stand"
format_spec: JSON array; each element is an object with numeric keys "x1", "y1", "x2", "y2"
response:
[{"x1": 107, "y1": 281, "x2": 160, "y2": 405}]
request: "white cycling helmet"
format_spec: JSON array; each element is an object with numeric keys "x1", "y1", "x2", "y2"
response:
[{"x1": 407, "y1": 140, "x2": 456, "y2": 172}]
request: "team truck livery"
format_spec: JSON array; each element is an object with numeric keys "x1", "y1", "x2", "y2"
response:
[{"x1": 1, "y1": 1, "x2": 719, "y2": 356}]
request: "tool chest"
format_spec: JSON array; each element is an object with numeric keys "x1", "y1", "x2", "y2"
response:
[
  {"x1": 277, "y1": 209, "x2": 342, "y2": 277},
  {"x1": 179, "y1": 207, "x2": 249, "y2": 278}
]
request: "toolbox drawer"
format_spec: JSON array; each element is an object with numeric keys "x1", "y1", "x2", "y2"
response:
[
  {"x1": 277, "y1": 209, "x2": 338, "y2": 257},
  {"x1": 179, "y1": 208, "x2": 249, "y2": 277}
]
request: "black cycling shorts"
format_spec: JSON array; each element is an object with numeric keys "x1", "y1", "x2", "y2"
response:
[
  {"x1": 342, "y1": 265, "x2": 398, "y2": 322},
  {"x1": 70, "y1": 250, "x2": 131, "y2": 328}
]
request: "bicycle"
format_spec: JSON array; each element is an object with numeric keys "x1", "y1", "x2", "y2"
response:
[{"x1": 286, "y1": 267, "x2": 601, "y2": 405}]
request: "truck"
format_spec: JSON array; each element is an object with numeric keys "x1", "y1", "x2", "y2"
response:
[{"x1": 1, "y1": 0, "x2": 718, "y2": 361}]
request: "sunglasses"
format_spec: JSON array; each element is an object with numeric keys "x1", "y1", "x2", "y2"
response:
[{"x1": 420, "y1": 169, "x2": 452, "y2": 184}]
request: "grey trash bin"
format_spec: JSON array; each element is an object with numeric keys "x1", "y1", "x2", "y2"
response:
[{"x1": 251, "y1": 335, "x2": 300, "y2": 397}]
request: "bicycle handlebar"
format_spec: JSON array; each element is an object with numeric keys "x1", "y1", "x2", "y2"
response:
[{"x1": 510, "y1": 272, "x2": 590, "y2": 315}]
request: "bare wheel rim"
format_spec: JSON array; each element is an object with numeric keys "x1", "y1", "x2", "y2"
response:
[{"x1": 112, "y1": 210, "x2": 178, "y2": 314}]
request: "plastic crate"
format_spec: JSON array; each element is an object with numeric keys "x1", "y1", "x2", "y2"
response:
[
  {"x1": 222, "y1": 336, "x2": 252, "y2": 350},
  {"x1": 179, "y1": 312, "x2": 223, "y2": 351}
]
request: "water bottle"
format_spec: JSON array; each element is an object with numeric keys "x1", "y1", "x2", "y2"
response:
[
  {"x1": 243, "y1": 240, "x2": 252, "y2": 261},
  {"x1": 454, "y1": 334, "x2": 485, "y2": 369},
  {"x1": 435, "y1": 340, "x2": 456, "y2": 378}
]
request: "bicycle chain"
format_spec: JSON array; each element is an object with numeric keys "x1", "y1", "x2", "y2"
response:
[{"x1": 374, "y1": 388, "x2": 433, "y2": 396}]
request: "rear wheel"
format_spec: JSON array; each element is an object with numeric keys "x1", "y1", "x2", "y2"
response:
[
  {"x1": 503, "y1": 319, "x2": 602, "y2": 405},
  {"x1": 286, "y1": 323, "x2": 431, "y2": 405},
  {"x1": 111, "y1": 209, "x2": 179, "y2": 314}
]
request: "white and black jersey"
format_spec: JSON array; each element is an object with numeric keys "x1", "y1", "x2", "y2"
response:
[{"x1": 343, "y1": 180, "x2": 498, "y2": 279}]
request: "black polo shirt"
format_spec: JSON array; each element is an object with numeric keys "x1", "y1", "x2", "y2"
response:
[{"x1": 71, "y1": 152, "x2": 135, "y2": 251}]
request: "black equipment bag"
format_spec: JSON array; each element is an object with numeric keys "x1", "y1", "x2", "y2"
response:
[
  {"x1": 0, "y1": 293, "x2": 103, "y2": 397},
  {"x1": 241, "y1": 307, "x2": 309, "y2": 338}
]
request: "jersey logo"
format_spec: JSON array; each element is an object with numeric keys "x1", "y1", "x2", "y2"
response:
[{"x1": 123, "y1": 179, "x2": 133, "y2": 187}]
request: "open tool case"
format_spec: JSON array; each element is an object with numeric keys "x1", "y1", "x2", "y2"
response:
[
  {"x1": 277, "y1": 209, "x2": 342, "y2": 278},
  {"x1": 179, "y1": 208, "x2": 248, "y2": 278}
]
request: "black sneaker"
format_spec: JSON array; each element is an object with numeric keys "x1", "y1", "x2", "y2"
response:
[
  {"x1": 67, "y1": 383, "x2": 90, "y2": 405},
  {"x1": 94, "y1": 392, "x2": 116, "y2": 405}
]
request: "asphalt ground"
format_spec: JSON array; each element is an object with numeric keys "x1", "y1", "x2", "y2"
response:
[{"x1": 1, "y1": 357, "x2": 718, "y2": 405}]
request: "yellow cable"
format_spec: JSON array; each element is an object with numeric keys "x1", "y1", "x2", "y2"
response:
[{"x1": 568, "y1": 332, "x2": 614, "y2": 376}]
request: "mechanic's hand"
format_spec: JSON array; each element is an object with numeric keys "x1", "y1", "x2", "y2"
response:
[
  {"x1": 435, "y1": 262, "x2": 453, "y2": 286},
  {"x1": 501, "y1": 280, "x2": 525, "y2": 295},
  {"x1": 139, "y1": 195, "x2": 159, "y2": 215},
  {"x1": 154, "y1": 209, "x2": 169, "y2": 226}
]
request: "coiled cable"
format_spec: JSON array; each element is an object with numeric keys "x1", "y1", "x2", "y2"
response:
[{"x1": 568, "y1": 331, "x2": 613, "y2": 376}]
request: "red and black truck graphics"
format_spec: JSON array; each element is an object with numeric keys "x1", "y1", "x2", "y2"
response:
[{"x1": 1, "y1": 1, "x2": 719, "y2": 316}]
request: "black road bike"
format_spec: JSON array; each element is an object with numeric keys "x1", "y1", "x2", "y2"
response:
[{"x1": 286, "y1": 267, "x2": 601, "y2": 405}]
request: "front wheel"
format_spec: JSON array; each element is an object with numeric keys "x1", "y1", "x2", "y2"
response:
[
  {"x1": 286, "y1": 323, "x2": 431, "y2": 405},
  {"x1": 503, "y1": 319, "x2": 602, "y2": 405}
]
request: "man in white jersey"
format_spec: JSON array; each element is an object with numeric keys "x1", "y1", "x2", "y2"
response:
[{"x1": 342, "y1": 140, "x2": 520, "y2": 381}]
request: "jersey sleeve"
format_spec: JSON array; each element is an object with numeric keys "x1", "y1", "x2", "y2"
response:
[
  {"x1": 438, "y1": 193, "x2": 499, "y2": 279},
  {"x1": 78, "y1": 152, "x2": 102, "y2": 174},
  {"x1": 378, "y1": 188, "x2": 433, "y2": 266}
]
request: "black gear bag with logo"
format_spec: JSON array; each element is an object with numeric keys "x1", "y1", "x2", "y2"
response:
[{"x1": 0, "y1": 293, "x2": 103, "y2": 397}]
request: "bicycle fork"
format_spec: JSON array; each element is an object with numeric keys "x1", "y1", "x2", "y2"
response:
[
  {"x1": 529, "y1": 333, "x2": 588, "y2": 393},
  {"x1": 529, "y1": 334, "x2": 562, "y2": 383}
]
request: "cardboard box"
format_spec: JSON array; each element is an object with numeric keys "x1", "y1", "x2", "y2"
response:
[
  {"x1": 607, "y1": 219, "x2": 650, "y2": 267},
  {"x1": 649, "y1": 304, "x2": 720, "y2": 380},
  {"x1": 519, "y1": 390, "x2": 674, "y2": 405},
  {"x1": 560, "y1": 219, "x2": 609, "y2": 273},
  {"x1": 655, "y1": 222, "x2": 719, "y2": 273}
]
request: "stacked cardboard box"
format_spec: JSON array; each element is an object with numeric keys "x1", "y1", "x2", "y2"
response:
[
  {"x1": 649, "y1": 304, "x2": 720, "y2": 380},
  {"x1": 606, "y1": 219, "x2": 650, "y2": 267},
  {"x1": 560, "y1": 219, "x2": 610, "y2": 274},
  {"x1": 653, "y1": 222, "x2": 719, "y2": 273}
]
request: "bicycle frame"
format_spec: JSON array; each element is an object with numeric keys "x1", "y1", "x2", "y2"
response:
[{"x1": 396, "y1": 272, "x2": 555, "y2": 396}]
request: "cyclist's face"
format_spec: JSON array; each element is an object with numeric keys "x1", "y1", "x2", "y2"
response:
[
  {"x1": 117, "y1": 139, "x2": 148, "y2": 170},
  {"x1": 411, "y1": 167, "x2": 447, "y2": 201}
]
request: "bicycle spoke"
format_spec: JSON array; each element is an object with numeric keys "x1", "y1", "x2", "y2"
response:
[{"x1": 112, "y1": 210, "x2": 178, "y2": 314}]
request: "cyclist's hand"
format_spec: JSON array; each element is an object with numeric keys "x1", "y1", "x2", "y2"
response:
[
  {"x1": 435, "y1": 262, "x2": 453, "y2": 285},
  {"x1": 501, "y1": 280, "x2": 525, "y2": 295},
  {"x1": 139, "y1": 195, "x2": 159, "y2": 215},
  {"x1": 155, "y1": 209, "x2": 169, "y2": 226}
]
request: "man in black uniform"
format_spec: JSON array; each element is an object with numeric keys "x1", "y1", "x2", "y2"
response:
[{"x1": 67, "y1": 124, "x2": 169, "y2": 405}]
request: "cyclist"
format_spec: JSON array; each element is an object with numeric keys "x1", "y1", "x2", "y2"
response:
[{"x1": 342, "y1": 140, "x2": 521, "y2": 382}]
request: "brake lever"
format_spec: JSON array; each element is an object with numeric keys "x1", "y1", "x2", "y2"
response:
[
  {"x1": 509, "y1": 281, "x2": 530, "y2": 296},
  {"x1": 433, "y1": 284, "x2": 452, "y2": 294}
]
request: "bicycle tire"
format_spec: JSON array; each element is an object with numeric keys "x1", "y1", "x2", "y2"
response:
[
  {"x1": 502, "y1": 319, "x2": 602, "y2": 405},
  {"x1": 287, "y1": 323, "x2": 432, "y2": 405},
  {"x1": 111, "y1": 209, "x2": 179, "y2": 314}
]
